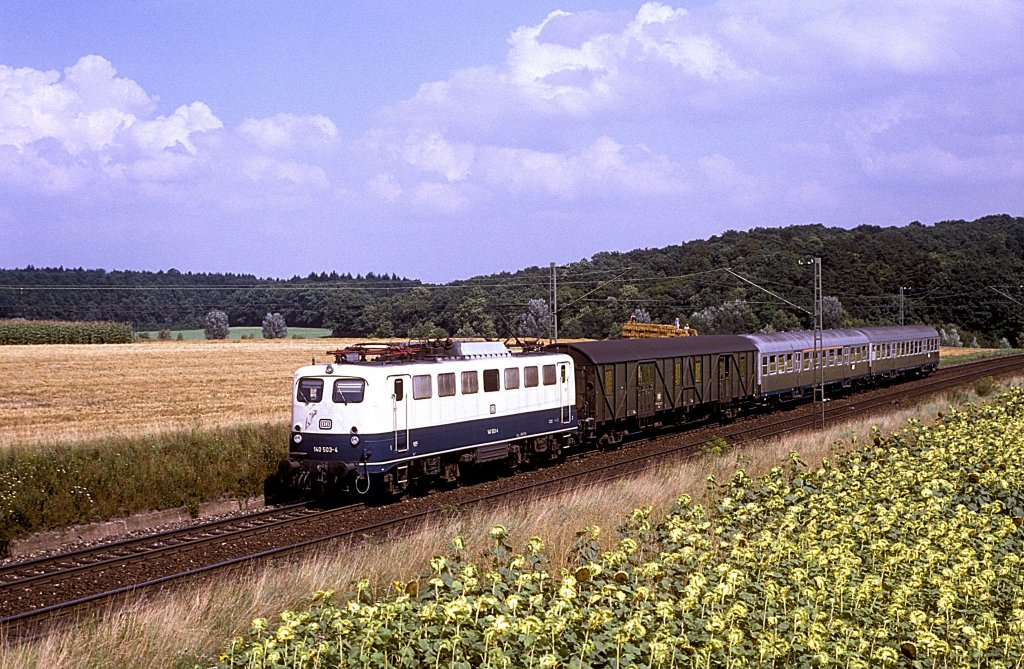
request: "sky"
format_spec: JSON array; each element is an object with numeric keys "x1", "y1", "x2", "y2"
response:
[{"x1": 1, "y1": 1, "x2": 1022, "y2": 283}]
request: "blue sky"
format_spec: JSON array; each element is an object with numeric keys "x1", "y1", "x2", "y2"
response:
[{"x1": 1, "y1": 1, "x2": 1022, "y2": 282}]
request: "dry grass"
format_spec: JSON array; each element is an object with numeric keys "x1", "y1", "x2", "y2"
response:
[
  {"x1": 7, "y1": 379, "x2": 1019, "y2": 669},
  {"x1": 0, "y1": 339, "x2": 369, "y2": 448}
]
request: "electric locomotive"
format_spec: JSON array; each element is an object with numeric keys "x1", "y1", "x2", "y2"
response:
[{"x1": 264, "y1": 340, "x2": 577, "y2": 502}]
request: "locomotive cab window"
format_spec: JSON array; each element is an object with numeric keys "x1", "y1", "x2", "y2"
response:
[
  {"x1": 297, "y1": 378, "x2": 324, "y2": 403},
  {"x1": 333, "y1": 378, "x2": 365, "y2": 403}
]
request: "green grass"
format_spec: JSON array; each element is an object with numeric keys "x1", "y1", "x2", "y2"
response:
[
  {"x1": 140, "y1": 327, "x2": 332, "y2": 340},
  {"x1": 0, "y1": 423, "x2": 288, "y2": 555}
]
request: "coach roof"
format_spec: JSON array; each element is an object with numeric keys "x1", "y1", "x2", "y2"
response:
[
  {"x1": 739, "y1": 329, "x2": 870, "y2": 354},
  {"x1": 547, "y1": 335, "x2": 756, "y2": 365}
]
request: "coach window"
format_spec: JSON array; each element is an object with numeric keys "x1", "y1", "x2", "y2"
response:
[
  {"x1": 297, "y1": 378, "x2": 324, "y2": 403},
  {"x1": 604, "y1": 368, "x2": 614, "y2": 393},
  {"x1": 333, "y1": 378, "x2": 365, "y2": 403},
  {"x1": 674, "y1": 359, "x2": 682, "y2": 385},
  {"x1": 769, "y1": 356, "x2": 777, "y2": 375},
  {"x1": 525, "y1": 366, "x2": 539, "y2": 387},
  {"x1": 694, "y1": 359, "x2": 703, "y2": 383},
  {"x1": 438, "y1": 373, "x2": 456, "y2": 397},
  {"x1": 504, "y1": 368, "x2": 520, "y2": 390},
  {"x1": 483, "y1": 369, "x2": 500, "y2": 392},
  {"x1": 786, "y1": 354, "x2": 794, "y2": 372},
  {"x1": 542, "y1": 364, "x2": 556, "y2": 386},
  {"x1": 738, "y1": 356, "x2": 746, "y2": 379},
  {"x1": 762, "y1": 358, "x2": 769, "y2": 376},
  {"x1": 412, "y1": 375, "x2": 432, "y2": 400},
  {"x1": 461, "y1": 371, "x2": 479, "y2": 394}
]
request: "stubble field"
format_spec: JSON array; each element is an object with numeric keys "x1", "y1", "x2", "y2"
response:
[{"x1": 0, "y1": 339, "x2": 365, "y2": 448}]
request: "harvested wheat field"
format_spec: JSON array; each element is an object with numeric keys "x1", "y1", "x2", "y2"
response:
[{"x1": 0, "y1": 339, "x2": 368, "y2": 448}]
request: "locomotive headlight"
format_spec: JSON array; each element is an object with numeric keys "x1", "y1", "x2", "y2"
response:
[
  {"x1": 350, "y1": 435, "x2": 360, "y2": 446},
  {"x1": 326, "y1": 364, "x2": 334, "y2": 374},
  {"x1": 293, "y1": 434, "x2": 303, "y2": 444}
]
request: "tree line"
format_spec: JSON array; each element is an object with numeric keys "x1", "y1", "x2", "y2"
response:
[{"x1": 2, "y1": 215, "x2": 1023, "y2": 347}]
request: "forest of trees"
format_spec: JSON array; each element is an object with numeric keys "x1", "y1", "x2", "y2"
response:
[{"x1": 2, "y1": 215, "x2": 1023, "y2": 347}]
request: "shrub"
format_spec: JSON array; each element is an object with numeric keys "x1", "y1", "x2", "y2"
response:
[
  {"x1": 204, "y1": 310, "x2": 230, "y2": 340},
  {"x1": 261, "y1": 312, "x2": 288, "y2": 339},
  {"x1": 0, "y1": 319, "x2": 133, "y2": 345},
  {"x1": 158, "y1": 328, "x2": 172, "y2": 340}
]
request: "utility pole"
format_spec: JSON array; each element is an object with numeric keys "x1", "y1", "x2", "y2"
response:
[
  {"x1": 899, "y1": 286, "x2": 908, "y2": 326},
  {"x1": 549, "y1": 262, "x2": 558, "y2": 343},
  {"x1": 811, "y1": 258, "x2": 825, "y2": 430},
  {"x1": 798, "y1": 258, "x2": 824, "y2": 430}
]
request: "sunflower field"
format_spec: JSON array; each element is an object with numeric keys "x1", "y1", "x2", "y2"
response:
[{"x1": 206, "y1": 388, "x2": 1024, "y2": 668}]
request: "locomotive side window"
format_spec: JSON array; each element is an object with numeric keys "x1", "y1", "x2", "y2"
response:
[
  {"x1": 461, "y1": 371, "x2": 479, "y2": 394},
  {"x1": 483, "y1": 369, "x2": 500, "y2": 392},
  {"x1": 297, "y1": 378, "x2": 324, "y2": 403},
  {"x1": 542, "y1": 364, "x2": 556, "y2": 386},
  {"x1": 333, "y1": 378, "x2": 365, "y2": 403},
  {"x1": 504, "y1": 368, "x2": 520, "y2": 390},
  {"x1": 438, "y1": 373, "x2": 456, "y2": 397},
  {"x1": 525, "y1": 366, "x2": 539, "y2": 387},
  {"x1": 413, "y1": 375, "x2": 432, "y2": 400}
]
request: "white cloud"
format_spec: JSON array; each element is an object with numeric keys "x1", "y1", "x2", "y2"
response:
[
  {"x1": 131, "y1": 102, "x2": 222, "y2": 155},
  {"x1": 237, "y1": 113, "x2": 338, "y2": 152},
  {"x1": 476, "y1": 136, "x2": 686, "y2": 199},
  {"x1": 367, "y1": 173, "x2": 402, "y2": 201},
  {"x1": 412, "y1": 181, "x2": 468, "y2": 213},
  {"x1": 0, "y1": 56, "x2": 159, "y2": 154},
  {"x1": 401, "y1": 132, "x2": 474, "y2": 182},
  {"x1": 0, "y1": 56, "x2": 225, "y2": 193}
]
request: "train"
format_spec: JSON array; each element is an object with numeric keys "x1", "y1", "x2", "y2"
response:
[{"x1": 263, "y1": 325, "x2": 940, "y2": 503}]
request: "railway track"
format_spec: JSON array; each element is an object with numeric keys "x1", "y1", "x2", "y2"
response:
[{"x1": 2, "y1": 353, "x2": 1022, "y2": 645}]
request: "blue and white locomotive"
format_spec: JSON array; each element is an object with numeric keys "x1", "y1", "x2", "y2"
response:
[{"x1": 265, "y1": 340, "x2": 577, "y2": 501}]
